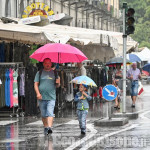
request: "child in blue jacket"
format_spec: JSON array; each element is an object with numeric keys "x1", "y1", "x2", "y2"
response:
[{"x1": 74, "y1": 84, "x2": 92, "y2": 135}]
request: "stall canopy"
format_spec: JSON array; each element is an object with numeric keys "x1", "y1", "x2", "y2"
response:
[{"x1": 0, "y1": 17, "x2": 138, "y2": 57}]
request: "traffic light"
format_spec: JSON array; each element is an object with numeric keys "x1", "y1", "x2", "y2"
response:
[{"x1": 126, "y1": 8, "x2": 135, "y2": 35}]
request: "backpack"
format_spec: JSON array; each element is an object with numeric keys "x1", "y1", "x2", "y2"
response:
[{"x1": 38, "y1": 69, "x2": 58, "y2": 86}]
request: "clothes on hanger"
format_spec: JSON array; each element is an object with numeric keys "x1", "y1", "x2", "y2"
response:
[
  {"x1": 13, "y1": 69, "x2": 18, "y2": 107},
  {"x1": 0, "y1": 43, "x2": 5, "y2": 62},
  {"x1": 5, "y1": 69, "x2": 10, "y2": 107},
  {"x1": 100, "y1": 68, "x2": 107, "y2": 87},
  {"x1": 0, "y1": 64, "x2": 24, "y2": 108},
  {"x1": 19, "y1": 72, "x2": 25, "y2": 96},
  {"x1": 0, "y1": 69, "x2": 5, "y2": 107},
  {"x1": 65, "y1": 72, "x2": 74, "y2": 102},
  {"x1": 9, "y1": 68, "x2": 14, "y2": 108}
]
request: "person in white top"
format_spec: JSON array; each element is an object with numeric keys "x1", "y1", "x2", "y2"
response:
[
  {"x1": 127, "y1": 62, "x2": 141, "y2": 108},
  {"x1": 77, "y1": 63, "x2": 86, "y2": 76}
]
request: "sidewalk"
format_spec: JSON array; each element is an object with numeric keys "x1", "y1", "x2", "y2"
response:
[{"x1": 0, "y1": 83, "x2": 149, "y2": 149}]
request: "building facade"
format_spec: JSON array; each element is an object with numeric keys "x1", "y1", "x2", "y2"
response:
[{"x1": 0, "y1": 0, "x2": 121, "y2": 31}]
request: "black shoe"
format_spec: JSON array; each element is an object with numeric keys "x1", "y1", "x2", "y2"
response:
[
  {"x1": 114, "y1": 106, "x2": 118, "y2": 109},
  {"x1": 47, "y1": 128, "x2": 53, "y2": 135},
  {"x1": 81, "y1": 131, "x2": 86, "y2": 135},
  {"x1": 131, "y1": 104, "x2": 135, "y2": 108}
]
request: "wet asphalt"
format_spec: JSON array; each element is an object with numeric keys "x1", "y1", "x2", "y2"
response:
[{"x1": 0, "y1": 81, "x2": 150, "y2": 150}]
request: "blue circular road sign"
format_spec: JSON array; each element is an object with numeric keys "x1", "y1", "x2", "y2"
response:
[{"x1": 102, "y1": 85, "x2": 118, "y2": 101}]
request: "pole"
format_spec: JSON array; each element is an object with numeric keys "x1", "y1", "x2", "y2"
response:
[
  {"x1": 75, "y1": 3, "x2": 78, "y2": 27},
  {"x1": 16, "y1": 0, "x2": 17, "y2": 18},
  {"x1": 122, "y1": 3, "x2": 127, "y2": 114},
  {"x1": 50, "y1": 0, "x2": 52, "y2": 10},
  {"x1": 108, "y1": 102, "x2": 112, "y2": 120}
]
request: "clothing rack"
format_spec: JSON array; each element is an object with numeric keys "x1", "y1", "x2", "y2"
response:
[{"x1": 0, "y1": 62, "x2": 25, "y2": 117}]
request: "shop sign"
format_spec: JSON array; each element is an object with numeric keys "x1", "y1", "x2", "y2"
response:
[
  {"x1": 22, "y1": 2, "x2": 54, "y2": 18},
  {"x1": 48, "y1": 13, "x2": 66, "y2": 22},
  {"x1": 19, "y1": 16, "x2": 41, "y2": 25}
]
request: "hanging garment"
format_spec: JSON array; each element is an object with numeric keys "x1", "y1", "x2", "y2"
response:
[
  {"x1": 0, "y1": 77, "x2": 2, "y2": 108},
  {"x1": 92, "y1": 89, "x2": 97, "y2": 97},
  {"x1": 91, "y1": 68, "x2": 98, "y2": 85},
  {"x1": 0, "y1": 70, "x2": 5, "y2": 107},
  {"x1": 0, "y1": 43, "x2": 5, "y2": 62},
  {"x1": 107, "y1": 69, "x2": 113, "y2": 84},
  {"x1": 25, "y1": 64, "x2": 37, "y2": 115},
  {"x1": 9, "y1": 69, "x2": 14, "y2": 108},
  {"x1": 60, "y1": 71, "x2": 64, "y2": 88},
  {"x1": 100, "y1": 68, "x2": 107, "y2": 87},
  {"x1": 9, "y1": 43, "x2": 13, "y2": 62},
  {"x1": 5, "y1": 44, "x2": 10, "y2": 62},
  {"x1": 19, "y1": 73, "x2": 25, "y2": 96},
  {"x1": 13, "y1": 70, "x2": 18, "y2": 107},
  {"x1": 5, "y1": 70, "x2": 10, "y2": 107},
  {"x1": 14, "y1": 43, "x2": 22, "y2": 62},
  {"x1": 99, "y1": 87, "x2": 103, "y2": 98},
  {"x1": 65, "y1": 73, "x2": 74, "y2": 102}
]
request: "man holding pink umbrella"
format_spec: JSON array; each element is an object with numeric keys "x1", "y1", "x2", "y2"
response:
[{"x1": 34, "y1": 58, "x2": 60, "y2": 135}]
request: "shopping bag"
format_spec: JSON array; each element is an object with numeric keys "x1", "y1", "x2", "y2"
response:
[{"x1": 138, "y1": 81, "x2": 144, "y2": 95}]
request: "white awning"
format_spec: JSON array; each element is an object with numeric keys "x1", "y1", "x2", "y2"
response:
[{"x1": 0, "y1": 19, "x2": 138, "y2": 57}]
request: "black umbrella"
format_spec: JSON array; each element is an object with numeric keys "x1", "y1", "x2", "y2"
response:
[{"x1": 106, "y1": 57, "x2": 131, "y2": 66}]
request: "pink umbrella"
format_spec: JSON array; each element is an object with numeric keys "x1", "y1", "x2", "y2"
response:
[{"x1": 30, "y1": 43, "x2": 88, "y2": 63}]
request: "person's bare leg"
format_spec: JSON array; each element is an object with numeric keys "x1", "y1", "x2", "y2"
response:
[
  {"x1": 42, "y1": 117, "x2": 54, "y2": 128},
  {"x1": 42, "y1": 118, "x2": 48, "y2": 127},
  {"x1": 114, "y1": 97, "x2": 118, "y2": 107},
  {"x1": 118, "y1": 101, "x2": 120, "y2": 108},
  {"x1": 131, "y1": 96, "x2": 133, "y2": 104},
  {"x1": 132, "y1": 96, "x2": 136, "y2": 105},
  {"x1": 47, "y1": 117, "x2": 54, "y2": 127}
]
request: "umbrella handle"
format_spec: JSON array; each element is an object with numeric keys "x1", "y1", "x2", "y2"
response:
[{"x1": 58, "y1": 53, "x2": 59, "y2": 63}]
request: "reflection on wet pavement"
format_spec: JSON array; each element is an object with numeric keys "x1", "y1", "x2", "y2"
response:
[{"x1": 0, "y1": 83, "x2": 150, "y2": 149}]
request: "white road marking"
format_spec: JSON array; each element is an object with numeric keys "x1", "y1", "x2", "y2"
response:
[
  {"x1": 0, "y1": 120, "x2": 18, "y2": 126},
  {"x1": 65, "y1": 123, "x2": 97, "y2": 150},
  {"x1": 136, "y1": 109, "x2": 149, "y2": 114},
  {"x1": 139, "y1": 110, "x2": 150, "y2": 121},
  {"x1": 64, "y1": 120, "x2": 89, "y2": 125},
  {"x1": 64, "y1": 120, "x2": 79, "y2": 125},
  {"x1": 79, "y1": 124, "x2": 139, "y2": 150},
  {"x1": 26, "y1": 120, "x2": 43, "y2": 126},
  {"x1": 0, "y1": 139, "x2": 25, "y2": 143}
]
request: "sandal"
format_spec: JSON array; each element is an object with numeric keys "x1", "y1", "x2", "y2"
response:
[{"x1": 114, "y1": 106, "x2": 118, "y2": 109}]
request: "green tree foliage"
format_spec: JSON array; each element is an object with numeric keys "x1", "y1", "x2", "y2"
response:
[{"x1": 120, "y1": 0, "x2": 150, "y2": 48}]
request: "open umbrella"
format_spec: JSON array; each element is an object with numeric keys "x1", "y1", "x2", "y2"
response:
[
  {"x1": 142, "y1": 63, "x2": 150, "y2": 73},
  {"x1": 71, "y1": 76, "x2": 97, "y2": 87},
  {"x1": 30, "y1": 43, "x2": 88, "y2": 63},
  {"x1": 126, "y1": 54, "x2": 141, "y2": 62},
  {"x1": 106, "y1": 57, "x2": 131, "y2": 66}
]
